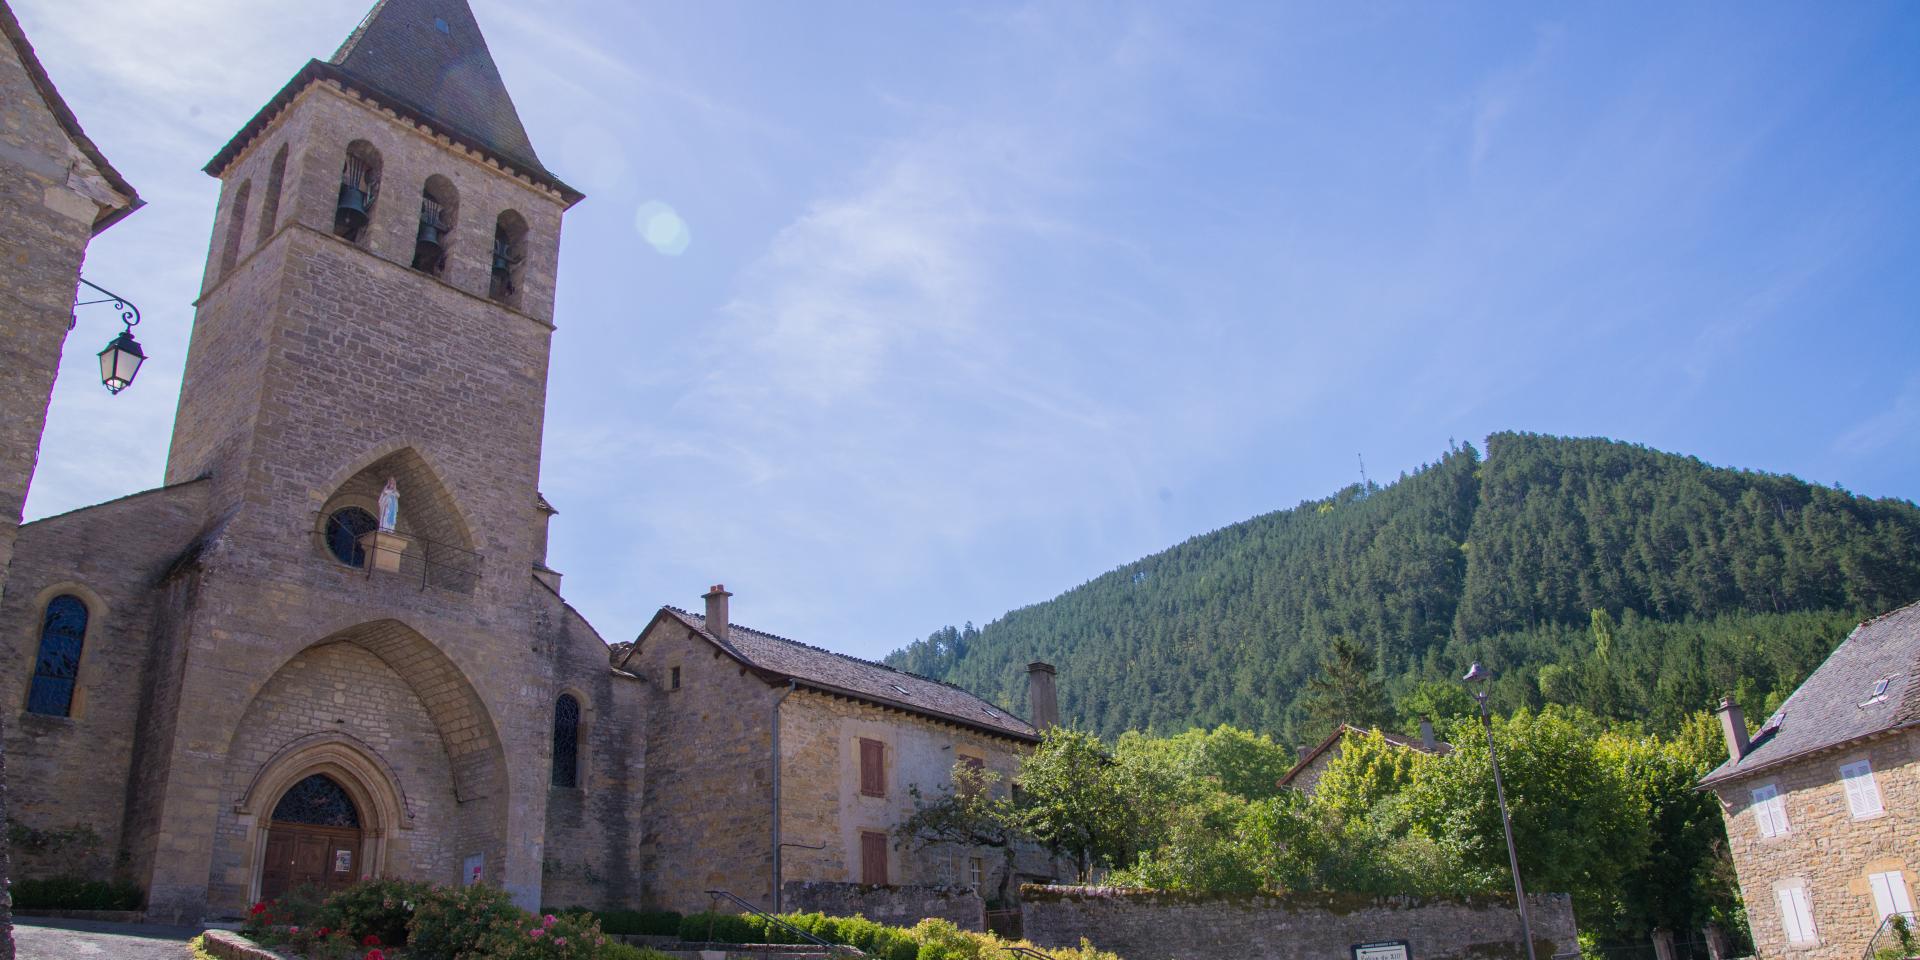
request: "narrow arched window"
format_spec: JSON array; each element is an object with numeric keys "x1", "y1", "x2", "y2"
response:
[
  {"x1": 551, "y1": 694, "x2": 580, "y2": 788},
  {"x1": 28, "y1": 595, "x2": 88, "y2": 716},
  {"x1": 413, "y1": 175, "x2": 459, "y2": 276},
  {"x1": 219, "y1": 180, "x2": 251, "y2": 277},
  {"x1": 257, "y1": 144, "x2": 289, "y2": 247},
  {"x1": 335, "y1": 141, "x2": 382, "y2": 244},
  {"x1": 490, "y1": 210, "x2": 528, "y2": 305}
]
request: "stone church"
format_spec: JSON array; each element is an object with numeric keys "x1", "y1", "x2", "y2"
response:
[{"x1": 0, "y1": 0, "x2": 1061, "y2": 926}]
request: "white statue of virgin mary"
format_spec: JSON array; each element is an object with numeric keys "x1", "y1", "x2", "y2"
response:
[{"x1": 377, "y1": 478, "x2": 400, "y2": 532}]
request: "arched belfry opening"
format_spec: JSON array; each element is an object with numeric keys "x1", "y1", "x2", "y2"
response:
[{"x1": 315, "y1": 447, "x2": 478, "y2": 592}]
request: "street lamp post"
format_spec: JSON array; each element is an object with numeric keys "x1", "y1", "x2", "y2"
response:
[{"x1": 1463, "y1": 661, "x2": 1537, "y2": 960}]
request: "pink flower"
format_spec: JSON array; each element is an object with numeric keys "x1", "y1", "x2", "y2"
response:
[
  {"x1": 556, "y1": 937, "x2": 568, "y2": 946},
  {"x1": 365, "y1": 950, "x2": 386, "y2": 960},
  {"x1": 544, "y1": 914, "x2": 558, "y2": 927},
  {"x1": 530, "y1": 928, "x2": 545, "y2": 939},
  {"x1": 289, "y1": 926, "x2": 300, "y2": 935}
]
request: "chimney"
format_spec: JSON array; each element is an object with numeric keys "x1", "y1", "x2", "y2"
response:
[
  {"x1": 1419, "y1": 717, "x2": 1437, "y2": 752},
  {"x1": 1026, "y1": 661, "x2": 1059, "y2": 731},
  {"x1": 703, "y1": 584, "x2": 732, "y2": 642},
  {"x1": 1715, "y1": 697, "x2": 1750, "y2": 762}
]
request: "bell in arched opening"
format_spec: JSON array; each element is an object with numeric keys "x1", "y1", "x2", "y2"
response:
[
  {"x1": 335, "y1": 147, "x2": 380, "y2": 243},
  {"x1": 413, "y1": 196, "x2": 448, "y2": 273}
]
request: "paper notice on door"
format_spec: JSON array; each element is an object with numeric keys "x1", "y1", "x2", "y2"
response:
[{"x1": 334, "y1": 849, "x2": 353, "y2": 873}]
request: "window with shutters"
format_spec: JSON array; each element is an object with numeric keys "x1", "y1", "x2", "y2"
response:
[
  {"x1": 1752, "y1": 783, "x2": 1789, "y2": 838},
  {"x1": 956, "y1": 752, "x2": 986, "y2": 797},
  {"x1": 1775, "y1": 884, "x2": 1817, "y2": 944},
  {"x1": 859, "y1": 738, "x2": 887, "y2": 798},
  {"x1": 1841, "y1": 760, "x2": 1884, "y2": 818},
  {"x1": 1870, "y1": 871, "x2": 1915, "y2": 923},
  {"x1": 860, "y1": 830, "x2": 889, "y2": 885}
]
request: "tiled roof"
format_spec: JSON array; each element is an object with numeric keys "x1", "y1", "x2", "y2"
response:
[
  {"x1": 657, "y1": 607, "x2": 1040, "y2": 742},
  {"x1": 0, "y1": 0, "x2": 141, "y2": 233},
  {"x1": 1279, "y1": 723, "x2": 1451, "y2": 788},
  {"x1": 1701, "y1": 600, "x2": 1920, "y2": 787}
]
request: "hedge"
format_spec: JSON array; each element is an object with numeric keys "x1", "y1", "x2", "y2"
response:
[{"x1": 12, "y1": 876, "x2": 143, "y2": 911}]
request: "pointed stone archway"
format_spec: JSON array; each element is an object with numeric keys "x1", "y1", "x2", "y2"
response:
[
  {"x1": 217, "y1": 619, "x2": 509, "y2": 912},
  {"x1": 235, "y1": 734, "x2": 405, "y2": 904}
]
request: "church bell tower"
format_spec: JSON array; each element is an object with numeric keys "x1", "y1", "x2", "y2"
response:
[{"x1": 170, "y1": 0, "x2": 582, "y2": 584}]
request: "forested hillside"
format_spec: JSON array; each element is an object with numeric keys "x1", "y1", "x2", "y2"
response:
[{"x1": 886, "y1": 433, "x2": 1920, "y2": 743}]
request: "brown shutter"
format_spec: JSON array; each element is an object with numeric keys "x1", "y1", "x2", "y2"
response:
[
  {"x1": 861, "y1": 830, "x2": 890, "y2": 886},
  {"x1": 859, "y1": 738, "x2": 886, "y2": 797}
]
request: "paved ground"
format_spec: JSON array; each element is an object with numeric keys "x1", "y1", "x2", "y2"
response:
[{"x1": 14, "y1": 917, "x2": 197, "y2": 959}]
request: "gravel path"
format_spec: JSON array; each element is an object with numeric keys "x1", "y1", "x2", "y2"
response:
[{"x1": 14, "y1": 917, "x2": 197, "y2": 960}]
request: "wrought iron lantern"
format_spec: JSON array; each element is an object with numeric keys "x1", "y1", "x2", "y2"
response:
[{"x1": 75, "y1": 277, "x2": 146, "y2": 394}]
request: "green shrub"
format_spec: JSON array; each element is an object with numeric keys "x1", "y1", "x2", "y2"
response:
[
  {"x1": 678, "y1": 911, "x2": 759, "y2": 944},
  {"x1": 317, "y1": 876, "x2": 427, "y2": 948},
  {"x1": 564, "y1": 908, "x2": 682, "y2": 936},
  {"x1": 10, "y1": 875, "x2": 142, "y2": 911},
  {"x1": 241, "y1": 883, "x2": 329, "y2": 943},
  {"x1": 408, "y1": 881, "x2": 527, "y2": 959},
  {"x1": 479, "y1": 910, "x2": 615, "y2": 960}
]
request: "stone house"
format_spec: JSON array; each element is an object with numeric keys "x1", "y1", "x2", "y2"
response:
[
  {"x1": 1279, "y1": 721, "x2": 1450, "y2": 796},
  {"x1": 1701, "y1": 600, "x2": 1920, "y2": 959},
  {"x1": 617, "y1": 591, "x2": 1063, "y2": 915},
  {"x1": 0, "y1": 0, "x2": 1062, "y2": 926}
]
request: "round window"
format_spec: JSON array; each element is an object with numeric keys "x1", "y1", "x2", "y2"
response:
[{"x1": 324, "y1": 507, "x2": 378, "y2": 567}]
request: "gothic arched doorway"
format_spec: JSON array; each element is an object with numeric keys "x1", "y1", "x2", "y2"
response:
[{"x1": 260, "y1": 774, "x2": 364, "y2": 900}]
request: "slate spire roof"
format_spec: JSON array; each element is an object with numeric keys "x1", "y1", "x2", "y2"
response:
[
  {"x1": 1700, "y1": 600, "x2": 1920, "y2": 787},
  {"x1": 329, "y1": 0, "x2": 543, "y2": 175},
  {"x1": 206, "y1": 0, "x2": 580, "y2": 205},
  {"x1": 645, "y1": 607, "x2": 1041, "y2": 743}
]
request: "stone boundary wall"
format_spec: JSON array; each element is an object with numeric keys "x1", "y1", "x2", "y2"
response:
[
  {"x1": 1019, "y1": 886, "x2": 1578, "y2": 960},
  {"x1": 200, "y1": 930, "x2": 281, "y2": 960},
  {"x1": 783, "y1": 881, "x2": 985, "y2": 931}
]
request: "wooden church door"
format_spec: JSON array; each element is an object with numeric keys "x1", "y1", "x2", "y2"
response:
[{"x1": 259, "y1": 774, "x2": 364, "y2": 901}]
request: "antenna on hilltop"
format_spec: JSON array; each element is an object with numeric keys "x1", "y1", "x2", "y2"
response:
[{"x1": 1358, "y1": 453, "x2": 1369, "y2": 490}]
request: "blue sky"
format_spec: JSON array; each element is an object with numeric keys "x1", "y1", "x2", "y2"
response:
[{"x1": 20, "y1": 1, "x2": 1920, "y2": 661}]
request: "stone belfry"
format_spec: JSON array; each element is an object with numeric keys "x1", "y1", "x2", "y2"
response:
[{"x1": 17, "y1": 0, "x2": 624, "y2": 923}]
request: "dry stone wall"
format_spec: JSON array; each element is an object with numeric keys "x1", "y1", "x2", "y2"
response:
[
  {"x1": 1019, "y1": 886, "x2": 1578, "y2": 960},
  {"x1": 782, "y1": 881, "x2": 985, "y2": 931}
]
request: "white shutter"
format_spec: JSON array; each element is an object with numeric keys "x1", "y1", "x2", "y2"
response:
[
  {"x1": 1871, "y1": 871, "x2": 1915, "y2": 921},
  {"x1": 1777, "y1": 888, "x2": 1806, "y2": 943},
  {"x1": 1777, "y1": 886, "x2": 1817, "y2": 944},
  {"x1": 1842, "y1": 761, "x2": 1885, "y2": 817},
  {"x1": 1753, "y1": 784, "x2": 1790, "y2": 838}
]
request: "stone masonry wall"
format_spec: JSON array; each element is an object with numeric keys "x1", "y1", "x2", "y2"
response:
[
  {"x1": 0, "y1": 482, "x2": 209, "y2": 885},
  {"x1": 782, "y1": 881, "x2": 985, "y2": 932},
  {"x1": 1709, "y1": 729, "x2": 1920, "y2": 960},
  {"x1": 0, "y1": 8, "x2": 125, "y2": 597},
  {"x1": 1020, "y1": 887, "x2": 1578, "y2": 960},
  {"x1": 776, "y1": 689, "x2": 1059, "y2": 898},
  {"x1": 629, "y1": 616, "x2": 781, "y2": 914},
  {"x1": 540, "y1": 596, "x2": 646, "y2": 911}
]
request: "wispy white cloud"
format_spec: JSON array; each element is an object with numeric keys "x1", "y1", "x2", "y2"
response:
[{"x1": 1835, "y1": 376, "x2": 1920, "y2": 458}]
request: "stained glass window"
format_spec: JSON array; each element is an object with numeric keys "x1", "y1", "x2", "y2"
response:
[
  {"x1": 272, "y1": 774, "x2": 360, "y2": 827},
  {"x1": 552, "y1": 694, "x2": 580, "y2": 788},
  {"x1": 28, "y1": 595, "x2": 88, "y2": 716},
  {"x1": 325, "y1": 507, "x2": 377, "y2": 567}
]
